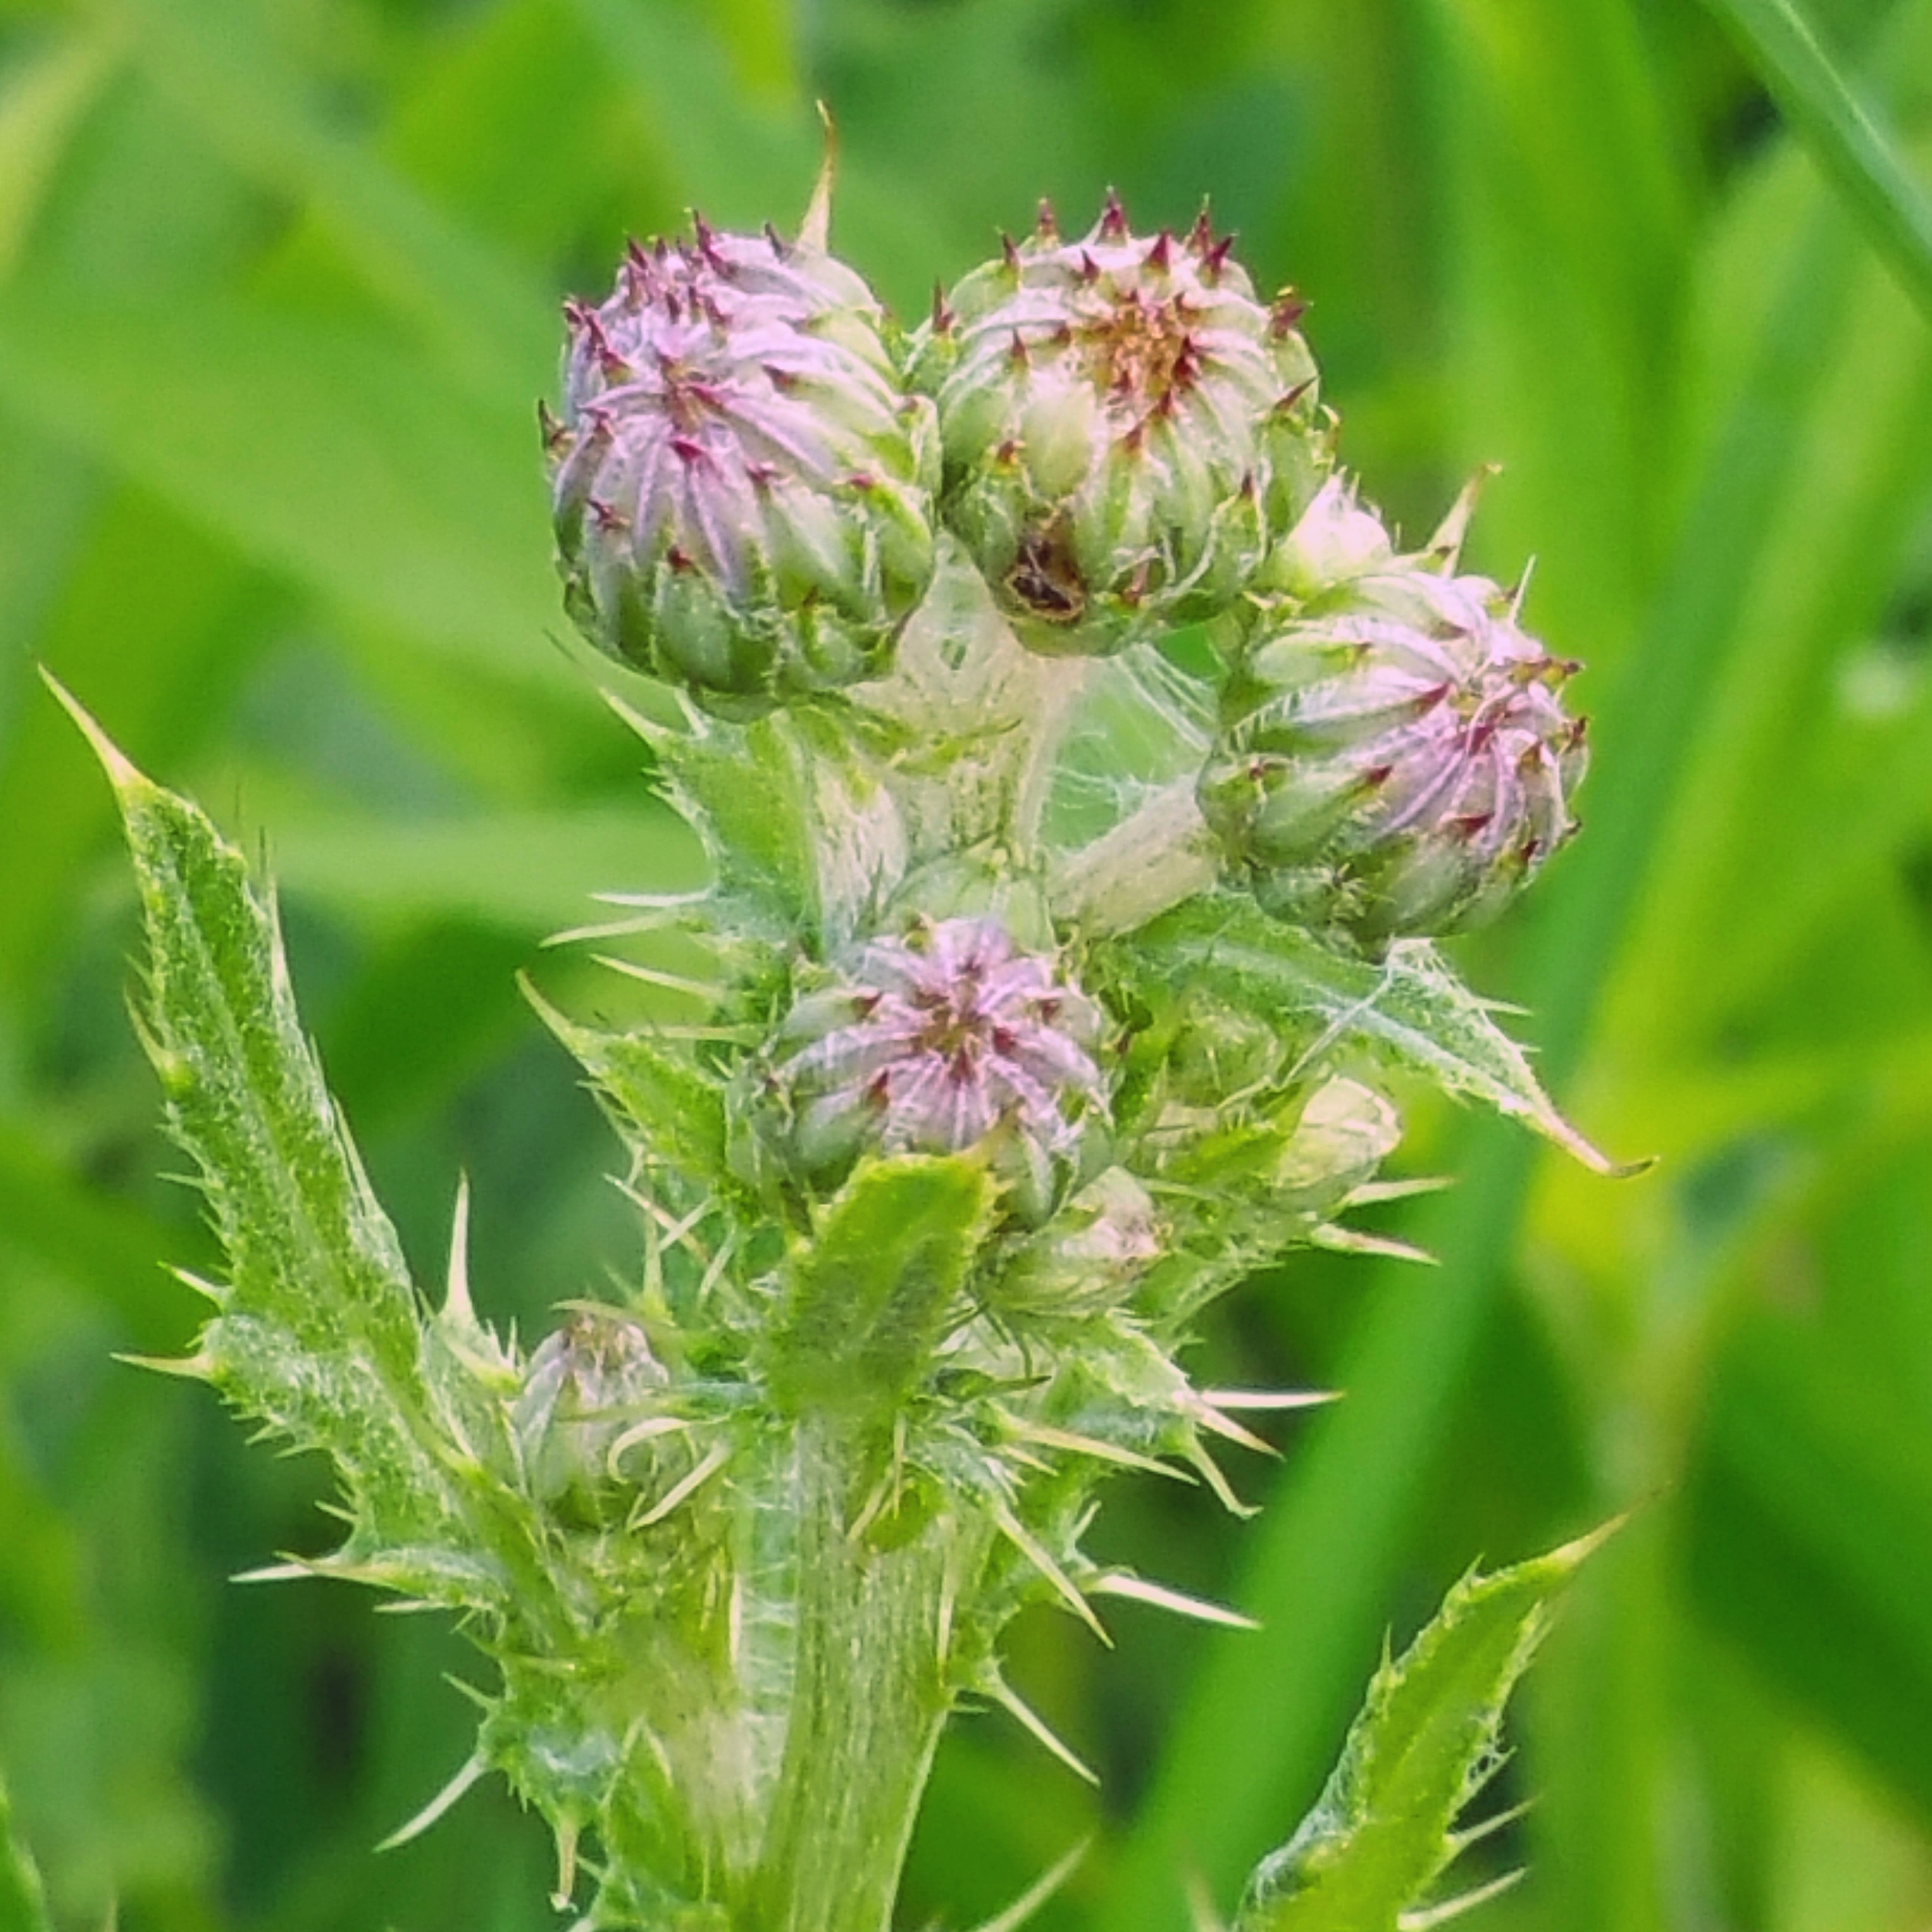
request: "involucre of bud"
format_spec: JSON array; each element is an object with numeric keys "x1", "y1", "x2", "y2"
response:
[
  {"x1": 1199, "y1": 507, "x2": 1587, "y2": 942},
  {"x1": 513, "y1": 1309, "x2": 667, "y2": 1520},
  {"x1": 765, "y1": 917, "x2": 1108, "y2": 1214},
  {"x1": 548, "y1": 217, "x2": 940, "y2": 715},
  {"x1": 911, "y1": 193, "x2": 1329, "y2": 656}
]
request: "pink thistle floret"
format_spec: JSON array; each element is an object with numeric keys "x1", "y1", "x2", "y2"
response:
[{"x1": 777, "y1": 920, "x2": 1106, "y2": 1172}]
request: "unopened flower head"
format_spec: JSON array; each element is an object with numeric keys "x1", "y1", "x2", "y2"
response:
[
  {"x1": 548, "y1": 216, "x2": 940, "y2": 714},
  {"x1": 1199, "y1": 544, "x2": 1588, "y2": 942},
  {"x1": 513, "y1": 1308, "x2": 666, "y2": 1515},
  {"x1": 912, "y1": 192, "x2": 1328, "y2": 656},
  {"x1": 771, "y1": 918, "x2": 1107, "y2": 1203}
]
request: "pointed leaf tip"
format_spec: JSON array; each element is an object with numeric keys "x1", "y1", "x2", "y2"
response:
[
  {"x1": 799, "y1": 100, "x2": 839, "y2": 251},
  {"x1": 40, "y1": 667, "x2": 148, "y2": 796}
]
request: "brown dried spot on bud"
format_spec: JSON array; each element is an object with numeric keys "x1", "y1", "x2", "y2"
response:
[{"x1": 1007, "y1": 516, "x2": 1087, "y2": 627}]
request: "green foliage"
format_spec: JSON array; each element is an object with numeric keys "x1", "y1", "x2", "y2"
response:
[
  {"x1": 8, "y1": 0, "x2": 1932, "y2": 1928},
  {"x1": 1240, "y1": 1527, "x2": 1609, "y2": 1932}
]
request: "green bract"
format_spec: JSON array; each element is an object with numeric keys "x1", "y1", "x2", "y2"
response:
[
  {"x1": 911, "y1": 193, "x2": 1330, "y2": 656},
  {"x1": 549, "y1": 216, "x2": 940, "y2": 716}
]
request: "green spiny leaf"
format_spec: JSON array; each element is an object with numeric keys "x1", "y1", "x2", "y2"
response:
[
  {"x1": 774, "y1": 1152, "x2": 995, "y2": 1415},
  {"x1": 1238, "y1": 1524, "x2": 1614, "y2": 1932},
  {"x1": 1129, "y1": 898, "x2": 1640, "y2": 1177},
  {"x1": 49, "y1": 675, "x2": 481, "y2": 1566}
]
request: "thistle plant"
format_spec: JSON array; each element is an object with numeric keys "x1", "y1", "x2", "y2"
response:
[{"x1": 61, "y1": 168, "x2": 1637, "y2": 1932}]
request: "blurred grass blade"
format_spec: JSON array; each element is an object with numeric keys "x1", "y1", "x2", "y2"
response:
[
  {"x1": 0, "y1": 294, "x2": 569, "y2": 686},
  {"x1": 113, "y1": 0, "x2": 550, "y2": 391},
  {"x1": 1702, "y1": 0, "x2": 1932, "y2": 319},
  {"x1": 0, "y1": 27, "x2": 120, "y2": 279},
  {"x1": 1686, "y1": 1319, "x2": 1932, "y2": 1821},
  {"x1": 1238, "y1": 1528, "x2": 1606, "y2": 1932},
  {"x1": 0, "y1": 1766, "x2": 52, "y2": 1932}
]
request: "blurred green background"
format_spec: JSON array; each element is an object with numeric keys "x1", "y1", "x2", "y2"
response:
[{"x1": 4, "y1": 0, "x2": 1932, "y2": 1927}]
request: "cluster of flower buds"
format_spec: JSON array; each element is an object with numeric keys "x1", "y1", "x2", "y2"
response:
[
  {"x1": 547, "y1": 216, "x2": 939, "y2": 714},
  {"x1": 911, "y1": 193, "x2": 1328, "y2": 655},
  {"x1": 545, "y1": 194, "x2": 1586, "y2": 956},
  {"x1": 1200, "y1": 481, "x2": 1588, "y2": 943},
  {"x1": 761, "y1": 918, "x2": 1107, "y2": 1216}
]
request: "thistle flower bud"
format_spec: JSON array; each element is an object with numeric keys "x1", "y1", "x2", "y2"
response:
[
  {"x1": 513, "y1": 1309, "x2": 667, "y2": 1519},
  {"x1": 994, "y1": 1165, "x2": 1162, "y2": 1315},
  {"x1": 767, "y1": 918, "x2": 1107, "y2": 1211},
  {"x1": 548, "y1": 217, "x2": 940, "y2": 715},
  {"x1": 1199, "y1": 531, "x2": 1587, "y2": 942},
  {"x1": 911, "y1": 193, "x2": 1328, "y2": 656}
]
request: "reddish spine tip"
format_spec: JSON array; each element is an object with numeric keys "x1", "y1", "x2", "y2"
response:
[
  {"x1": 1120, "y1": 419, "x2": 1147, "y2": 455},
  {"x1": 588, "y1": 497, "x2": 624, "y2": 533},
  {"x1": 670, "y1": 436, "x2": 706, "y2": 465},
  {"x1": 1360, "y1": 763, "x2": 1395, "y2": 790},
  {"x1": 1145, "y1": 228, "x2": 1174, "y2": 272},
  {"x1": 1037, "y1": 197, "x2": 1059, "y2": 238},
  {"x1": 1271, "y1": 288, "x2": 1308, "y2": 334},
  {"x1": 1275, "y1": 377, "x2": 1316, "y2": 415},
  {"x1": 1008, "y1": 330, "x2": 1031, "y2": 370},
  {"x1": 536, "y1": 400, "x2": 569, "y2": 454},
  {"x1": 993, "y1": 437, "x2": 1023, "y2": 466},
  {"x1": 764, "y1": 363, "x2": 800, "y2": 393},
  {"x1": 845, "y1": 472, "x2": 878, "y2": 492},
  {"x1": 1077, "y1": 249, "x2": 1102, "y2": 285},
  {"x1": 1099, "y1": 187, "x2": 1128, "y2": 239},
  {"x1": 1002, "y1": 232, "x2": 1022, "y2": 273},
  {"x1": 1189, "y1": 205, "x2": 1214, "y2": 253},
  {"x1": 1204, "y1": 233, "x2": 1238, "y2": 277},
  {"x1": 930, "y1": 282, "x2": 955, "y2": 334},
  {"x1": 665, "y1": 544, "x2": 695, "y2": 572},
  {"x1": 764, "y1": 220, "x2": 791, "y2": 259}
]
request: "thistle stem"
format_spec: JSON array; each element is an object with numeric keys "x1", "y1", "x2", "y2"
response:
[{"x1": 753, "y1": 1416, "x2": 956, "y2": 1932}]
